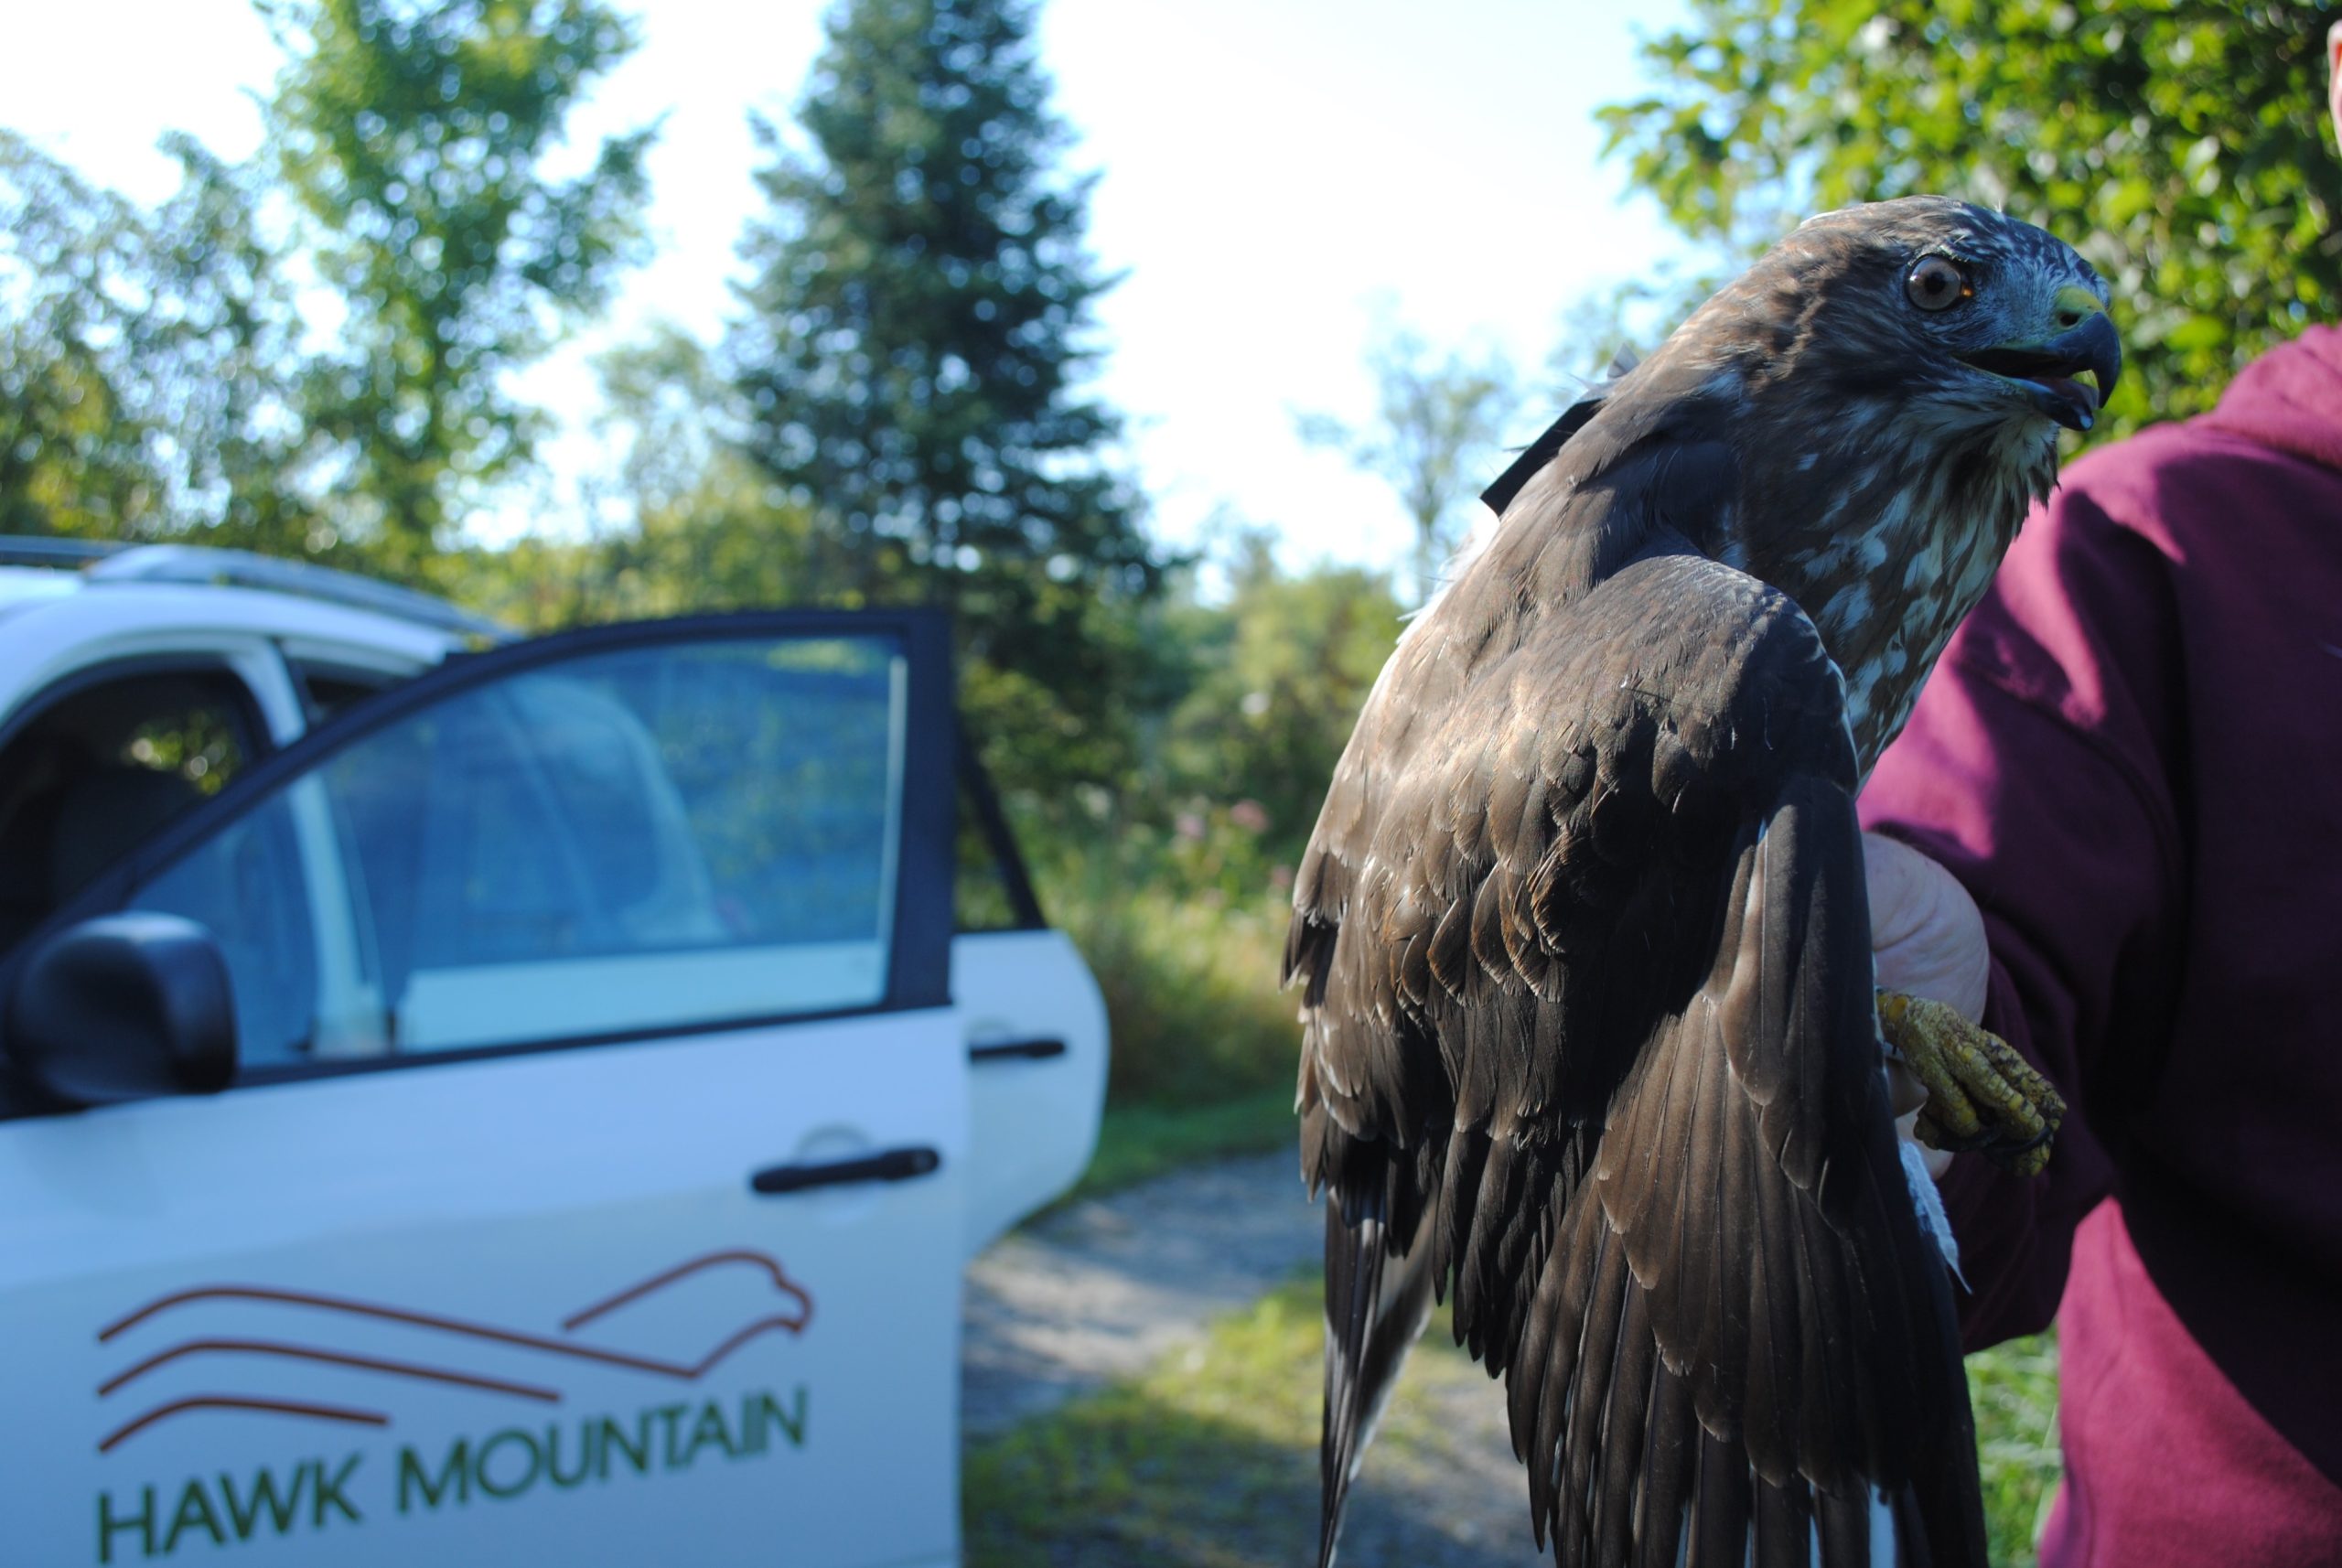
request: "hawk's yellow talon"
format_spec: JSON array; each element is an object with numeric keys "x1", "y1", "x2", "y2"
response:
[{"x1": 1878, "y1": 989, "x2": 2066, "y2": 1175}]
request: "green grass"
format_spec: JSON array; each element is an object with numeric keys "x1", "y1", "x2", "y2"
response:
[
  {"x1": 964, "y1": 1277, "x2": 1324, "y2": 1568},
  {"x1": 968, "y1": 1274, "x2": 2066, "y2": 1567},
  {"x1": 1967, "y1": 1334, "x2": 2064, "y2": 1567},
  {"x1": 1066, "y1": 1089, "x2": 1297, "y2": 1206}
]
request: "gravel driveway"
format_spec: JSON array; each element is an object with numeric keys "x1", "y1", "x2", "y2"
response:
[
  {"x1": 962, "y1": 1150, "x2": 1552, "y2": 1566},
  {"x1": 962, "y1": 1150, "x2": 1320, "y2": 1434}
]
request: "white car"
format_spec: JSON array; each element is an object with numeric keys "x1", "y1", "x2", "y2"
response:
[{"x1": 0, "y1": 540, "x2": 1107, "y2": 1568}]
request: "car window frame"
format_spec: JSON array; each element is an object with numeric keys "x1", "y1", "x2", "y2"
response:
[
  {"x1": 281, "y1": 652, "x2": 423, "y2": 726},
  {"x1": 0, "y1": 608, "x2": 958, "y2": 1108},
  {"x1": 0, "y1": 651, "x2": 280, "y2": 940},
  {"x1": 955, "y1": 723, "x2": 1048, "y2": 932},
  {"x1": 0, "y1": 651, "x2": 277, "y2": 786}
]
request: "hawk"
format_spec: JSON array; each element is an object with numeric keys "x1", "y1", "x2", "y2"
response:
[{"x1": 1287, "y1": 197, "x2": 2118, "y2": 1567}]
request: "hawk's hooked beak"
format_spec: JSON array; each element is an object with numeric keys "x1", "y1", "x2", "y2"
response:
[{"x1": 1960, "y1": 290, "x2": 2122, "y2": 433}]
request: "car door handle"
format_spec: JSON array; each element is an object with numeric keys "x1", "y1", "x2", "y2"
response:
[
  {"x1": 968, "y1": 1036, "x2": 1067, "y2": 1064},
  {"x1": 750, "y1": 1145, "x2": 941, "y2": 1196}
]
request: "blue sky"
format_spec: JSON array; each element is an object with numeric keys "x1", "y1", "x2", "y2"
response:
[{"x1": 5, "y1": 0, "x2": 1694, "y2": 576}]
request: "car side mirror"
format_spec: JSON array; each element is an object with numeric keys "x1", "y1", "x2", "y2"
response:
[{"x1": 5, "y1": 914, "x2": 236, "y2": 1105}]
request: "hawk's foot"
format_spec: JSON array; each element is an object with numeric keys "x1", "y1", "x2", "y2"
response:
[{"x1": 1877, "y1": 990, "x2": 2066, "y2": 1177}]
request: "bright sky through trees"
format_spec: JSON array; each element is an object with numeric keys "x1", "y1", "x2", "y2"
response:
[{"x1": 4, "y1": 0, "x2": 1688, "y2": 574}]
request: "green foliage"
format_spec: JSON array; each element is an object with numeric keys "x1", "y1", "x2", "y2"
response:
[
  {"x1": 1049, "y1": 870, "x2": 1296, "y2": 1108},
  {"x1": 1010, "y1": 544, "x2": 1397, "y2": 1110},
  {"x1": 590, "y1": 327, "x2": 807, "y2": 595},
  {"x1": 262, "y1": 0, "x2": 655, "y2": 565},
  {"x1": 1600, "y1": 0, "x2": 2337, "y2": 432},
  {"x1": 1295, "y1": 321, "x2": 1520, "y2": 601},
  {"x1": 0, "y1": 133, "x2": 317, "y2": 548},
  {"x1": 1968, "y1": 1334, "x2": 2065, "y2": 1566},
  {"x1": 725, "y1": 0, "x2": 1159, "y2": 796},
  {"x1": 465, "y1": 324, "x2": 827, "y2": 628},
  {"x1": 1157, "y1": 535, "x2": 1404, "y2": 868}
]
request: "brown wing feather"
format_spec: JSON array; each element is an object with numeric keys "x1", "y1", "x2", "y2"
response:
[{"x1": 1295, "y1": 532, "x2": 1987, "y2": 1566}]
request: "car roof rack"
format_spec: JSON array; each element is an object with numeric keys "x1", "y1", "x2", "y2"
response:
[
  {"x1": 86, "y1": 543, "x2": 512, "y2": 641},
  {"x1": 0, "y1": 536, "x2": 127, "y2": 569}
]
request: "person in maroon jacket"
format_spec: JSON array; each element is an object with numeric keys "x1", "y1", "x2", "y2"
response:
[{"x1": 1856, "y1": 27, "x2": 2342, "y2": 1567}]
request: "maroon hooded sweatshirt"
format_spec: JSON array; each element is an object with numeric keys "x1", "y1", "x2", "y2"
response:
[{"x1": 1861, "y1": 326, "x2": 2342, "y2": 1567}]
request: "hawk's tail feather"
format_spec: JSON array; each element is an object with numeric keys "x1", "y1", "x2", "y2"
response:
[
  {"x1": 1813, "y1": 1482, "x2": 1875, "y2": 1565},
  {"x1": 1685, "y1": 1423, "x2": 1752, "y2": 1568},
  {"x1": 1897, "y1": 1407, "x2": 1992, "y2": 1568},
  {"x1": 1506, "y1": 1114, "x2": 1979, "y2": 1567},
  {"x1": 1316, "y1": 1177, "x2": 1434, "y2": 1568}
]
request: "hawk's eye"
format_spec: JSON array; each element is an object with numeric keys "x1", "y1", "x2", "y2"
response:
[{"x1": 1907, "y1": 256, "x2": 1971, "y2": 312}]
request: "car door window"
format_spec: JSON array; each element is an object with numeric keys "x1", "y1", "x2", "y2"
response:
[
  {"x1": 0, "y1": 666, "x2": 263, "y2": 956},
  {"x1": 134, "y1": 789, "x2": 320, "y2": 1065},
  {"x1": 119, "y1": 631, "x2": 909, "y2": 1067},
  {"x1": 954, "y1": 749, "x2": 1046, "y2": 933},
  {"x1": 287, "y1": 659, "x2": 414, "y2": 725}
]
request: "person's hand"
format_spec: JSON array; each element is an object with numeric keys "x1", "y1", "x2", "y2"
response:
[
  {"x1": 1864, "y1": 832, "x2": 1991, "y2": 1178},
  {"x1": 1865, "y1": 832, "x2": 1990, "y2": 1021}
]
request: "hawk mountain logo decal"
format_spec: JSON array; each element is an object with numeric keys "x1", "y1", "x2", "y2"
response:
[{"x1": 88, "y1": 1250, "x2": 816, "y2": 1563}]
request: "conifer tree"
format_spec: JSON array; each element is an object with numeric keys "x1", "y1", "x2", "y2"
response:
[{"x1": 726, "y1": 0, "x2": 1158, "y2": 793}]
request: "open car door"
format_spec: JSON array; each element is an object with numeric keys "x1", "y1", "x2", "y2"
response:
[
  {"x1": 951, "y1": 752, "x2": 1107, "y2": 1253},
  {"x1": 0, "y1": 610, "x2": 971, "y2": 1568}
]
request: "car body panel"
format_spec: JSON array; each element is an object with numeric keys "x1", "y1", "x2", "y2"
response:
[
  {"x1": 0, "y1": 583, "x2": 462, "y2": 735},
  {"x1": 0, "y1": 601, "x2": 1095, "y2": 1567},
  {"x1": 954, "y1": 928, "x2": 1109, "y2": 1255},
  {"x1": 0, "y1": 1016, "x2": 967, "y2": 1568}
]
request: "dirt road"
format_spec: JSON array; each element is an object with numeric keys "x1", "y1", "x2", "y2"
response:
[{"x1": 962, "y1": 1150, "x2": 1552, "y2": 1566}]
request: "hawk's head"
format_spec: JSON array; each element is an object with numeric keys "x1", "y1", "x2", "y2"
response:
[
  {"x1": 1655, "y1": 197, "x2": 2123, "y2": 765},
  {"x1": 1469, "y1": 198, "x2": 2122, "y2": 768},
  {"x1": 1715, "y1": 196, "x2": 2122, "y2": 450}
]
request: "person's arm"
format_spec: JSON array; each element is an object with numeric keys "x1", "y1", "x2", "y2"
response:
[{"x1": 1860, "y1": 483, "x2": 2186, "y2": 1350}]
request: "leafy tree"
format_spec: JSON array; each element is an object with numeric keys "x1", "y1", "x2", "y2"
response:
[
  {"x1": 0, "y1": 133, "x2": 316, "y2": 549},
  {"x1": 0, "y1": 136, "x2": 167, "y2": 539},
  {"x1": 1158, "y1": 532, "x2": 1404, "y2": 869},
  {"x1": 1599, "y1": 0, "x2": 2339, "y2": 432},
  {"x1": 1296, "y1": 321, "x2": 1519, "y2": 601},
  {"x1": 725, "y1": 0, "x2": 1159, "y2": 795},
  {"x1": 584, "y1": 325, "x2": 821, "y2": 619},
  {"x1": 433, "y1": 326, "x2": 829, "y2": 630},
  {"x1": 261, "y1": 0, "x2": 655, "y2": 568}
]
